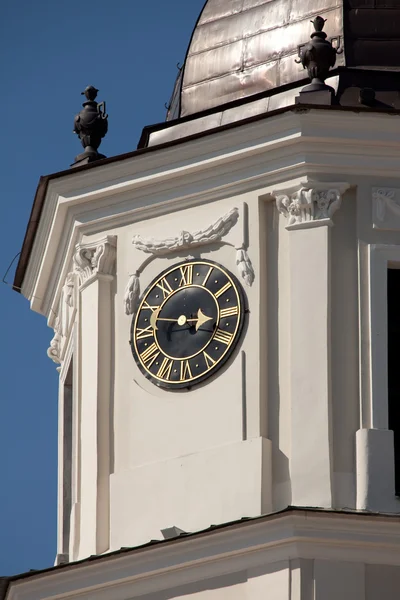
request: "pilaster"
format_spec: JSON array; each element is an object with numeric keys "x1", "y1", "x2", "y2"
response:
[
  {"x1": 275, "y1": 181, "x2": 349, "y2": 508},
  {"x1": 73, "y1": 235, "x2": 117, "y2": 559}
]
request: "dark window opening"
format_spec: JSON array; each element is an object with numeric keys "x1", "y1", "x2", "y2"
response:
[{"x1": 388, "y1": 269, "x2": 400, "y2": 496}]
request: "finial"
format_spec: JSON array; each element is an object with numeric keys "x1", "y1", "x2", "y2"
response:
[
  {"x1": 81, "y1": 85, "x2": 99, "y2": 101},
  {"x1": 311, "y1": 16, "x2": 327, "y2": 34},
  {"x1": 296, "y1": 16, "x2": 339, "y2": 102},
  {"x1": 72, "y1": 86, "x2": 108, "y2": 167}
]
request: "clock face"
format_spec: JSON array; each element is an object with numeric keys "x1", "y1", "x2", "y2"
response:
[{"x1": 130, "y1": 259, "x2": 246, "y2": 389}]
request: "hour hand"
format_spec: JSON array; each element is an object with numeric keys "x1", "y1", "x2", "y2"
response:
[
  {"x1": 195, "y1": 308, "x2": 213, "y2": 331},
  {"x1": 150, "y1": 306, "x2": 161, "y2": 331}
]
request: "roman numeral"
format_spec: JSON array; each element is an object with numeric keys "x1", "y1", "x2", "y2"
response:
[
  {"x1": 179, "y1": 264, "x2": 193, "y2": 286},
  {"x1": 220, "y1": 306, "x2": 239, "y2": 319},
  {"x1": 143, "y1": 301, "x2": 159, "y2": 312},
  {"x1": 140, "y1": 343, "x2": 160, "y2": 367},
  {"x1": 203, "y1": 351, "x2": 216, "y2": 370},
  {"x1": 156, "y1": 277, "x2": 173, "y2": 299},
  {"x1": 213, "y1": 329, "x2": 234, "y2": 345},
  {"x1": 202, "y1": 266, "x2": 213, "y2": 287},
  {"x1": 157, "y1": 357, "x2": 173, "y2": 380},
  {"x1": 214, "y1": 282, "x2": 232, "y2": 299},
  {"x1": 180, "y1": 360, "x2": 192, "y2": 381},
  {"x1": 136, "y1": 325, "x2": 154, "y2": 340}
]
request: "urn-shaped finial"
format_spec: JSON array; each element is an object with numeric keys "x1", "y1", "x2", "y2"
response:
[
  {"x1": 298, "y1": 17, "x2": 339, "y2": 93},
  {"x1": 72, "y1": 86, "x2": 108, "y2": 167}
]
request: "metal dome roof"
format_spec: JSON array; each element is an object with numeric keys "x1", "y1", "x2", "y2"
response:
[{"x1": 168, "y1": 0, "x2": 400, "y2": 120}]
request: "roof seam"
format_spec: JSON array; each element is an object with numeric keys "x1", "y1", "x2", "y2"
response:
[{"x1": 188, "y1": 5, "x2": 340, "y2": 58}]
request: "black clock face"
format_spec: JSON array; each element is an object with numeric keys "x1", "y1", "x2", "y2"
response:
[{"x1": 130, "y1": 259, "x2": 246, "y2": 389}]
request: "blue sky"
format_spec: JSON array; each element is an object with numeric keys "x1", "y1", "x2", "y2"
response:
[{"x1": 0, "y1": 0, "x2": 204, "y2": 575}]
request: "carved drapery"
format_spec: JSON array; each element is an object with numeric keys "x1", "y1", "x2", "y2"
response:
[
  {"x1": 275, "y1": 182, "x2": 350, "y2": 230},
  {"x1": 372, "y1": 188, "x2": 400, "y2": 230},
  {"x1": 47, "y1": 236, "x2": 117, "y2": 364},
  {"x1": 47, "y1": 272, "x2": 76, "y2": 364},
  {"x1": 124, "y1": 207, "x2": 255, "y2": 316}
]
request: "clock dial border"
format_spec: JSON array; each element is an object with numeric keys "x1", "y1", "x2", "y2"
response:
[{"x1": 130, "y1": 259, "x2": 246, "y2": 390}]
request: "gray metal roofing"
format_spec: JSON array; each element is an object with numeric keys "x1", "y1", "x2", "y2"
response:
[{"x1": 169, "y1": 0, "x2": 400, "y2": 120}]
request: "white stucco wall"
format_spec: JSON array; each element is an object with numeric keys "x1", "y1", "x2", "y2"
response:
[{"x1": 23, "y1": 109, "x2": 400, "y2": 563}]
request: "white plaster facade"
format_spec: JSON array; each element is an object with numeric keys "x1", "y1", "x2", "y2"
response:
[{"x1": 10, "y1": 106, "x2": 400, "y2": 599}]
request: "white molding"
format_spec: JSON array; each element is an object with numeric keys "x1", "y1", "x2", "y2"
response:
[
  {"x1": 7, "y1": 512, "x2": 400, "y2": 600},
  {"x1": 21, "y1": 109, "x2": 400, "y2": 318},
  {"x1": 367, "y1": 244, "x2": 400, "y2": 429},
  {"x1": 274, "y1": 181, "x2": 350, "y2": 230},
  {"x1": 355, "y1": 244, "x2": 400, "y2": 512}
]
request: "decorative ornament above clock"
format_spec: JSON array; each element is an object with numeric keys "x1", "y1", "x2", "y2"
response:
[{"x1": 130, "y1": 259, "x2": 246, "y2": 389}]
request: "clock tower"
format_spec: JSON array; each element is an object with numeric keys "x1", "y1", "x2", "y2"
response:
[{"x1": 8, "y1": 1, "x2": 400, "y2": 599}]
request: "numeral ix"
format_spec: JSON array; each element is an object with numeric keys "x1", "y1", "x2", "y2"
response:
[{"x1": 136, "y1": 325, "x2": 154, "y2": 340}]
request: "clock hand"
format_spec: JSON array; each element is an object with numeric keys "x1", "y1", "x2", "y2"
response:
[
  {"x1": 150, "y1": 306, "x2": 161, "y2": 331},
  {"x1": 150, "y1": 308, "x2": 213, "y2": 330},
  {"x1": 194, "y1": 308, "x2": 213, "y2": 332}
]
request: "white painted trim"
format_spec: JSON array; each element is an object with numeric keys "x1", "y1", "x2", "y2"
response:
[
  {"x1": 7, "y1": 512, "x2": 400, "y2": 600},
  {"x1": 21, "y1": 109, "x2": 400, "y2": 319},
  {"x1": 368, "y1": 244, "x2": 400, "y2": 429}
]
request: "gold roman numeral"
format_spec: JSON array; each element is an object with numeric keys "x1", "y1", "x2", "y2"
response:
[
  {"x1": 157, "y1": 357, "x2": 173, "y2": 380},
  {"x1": 214, "y1": 329, "x2": 234, "y2": 345},
  {"x1": 143, "y1": 301, "x2": 159, "y2": 312},
  {"x1": 202, "y1": 266, "x2": 213, "y2": 287},
  {"x1": 156, "y1": 277, "x2": 173, "y2": 299},
  {"x1": 140, "y1": 343, "x2": 160, "y2": 367},
  {"x1": 179, "y1": 264, "x2": 193, "y2": 287},
  {"x1": 220, "y1": 306, "x2": 239, "y2": 319},
  {"x1": 203, "y1": 351, "x2": 216, "y2": 370},
  {"x1": 136, "y1": 325, "x2": 154, "y2": 340},
  {"x1": 214, "y1": 282, "x2": 232, "y2": 299},
  {"x1": 180, "y1": 360, "x2": 192, "y2": 381}
]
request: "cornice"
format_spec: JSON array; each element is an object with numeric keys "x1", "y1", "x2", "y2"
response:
[
  {"x1": 6, "y1": 510, "x2": 400, "y2": 600},
  {"x1": 20, "y1": 108, "x2": 400, "y2": 317}
]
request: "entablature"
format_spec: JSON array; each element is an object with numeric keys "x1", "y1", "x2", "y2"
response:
[{"x1": 21, "y1": 108, "x2": 400, "y2": 322}]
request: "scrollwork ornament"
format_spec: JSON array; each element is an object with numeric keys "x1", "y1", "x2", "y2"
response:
[
  {"x1": 63, "y1": 272, "x2": 75, "y2": 308},
  {"x1": 372, "y1": 188, "x2": 397, "y2": 223},
  {"x1": 312, "y1": 189, "x2": 342, "y2": 220},
  {"x1": 74, "y1": 235, "x2": 117, "y2": 285},
  {"x1": 132, "y1": 208, "x2": 239, "y2": 255},
  {"x1": 124, "y1": 273, "x2": 140, "y2": 316},
  {"x1": 236, "y1": 247, "x2": 255, "y2": 287},
  {"x1": 47, "y1": 331, "x2": 62, "y2": 365},
  {"x1": 276, "y1": 183, "x2": 349, "y2": 229},
  {"x1": 124, "y1": 208, "x2": 255, "y2": 316},
  {"x1": 276, "y1": 190, "x2": 313, "y2": 227}
]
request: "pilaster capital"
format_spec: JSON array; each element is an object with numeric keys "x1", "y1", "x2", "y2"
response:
[
  {"x1": 274, "y1": 181, "x2": 350, "y2": 230},
  {"x1": 74, "y1": 235, "x2": 117, "y2": 287}
]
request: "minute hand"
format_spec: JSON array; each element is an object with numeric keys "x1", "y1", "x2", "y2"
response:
[
  {"x1": 193, "y1": 308, "x2": 213, "y2": 331},
  {"x1": 150, "y1": 308, "x2": 213, "y2": 331}
]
